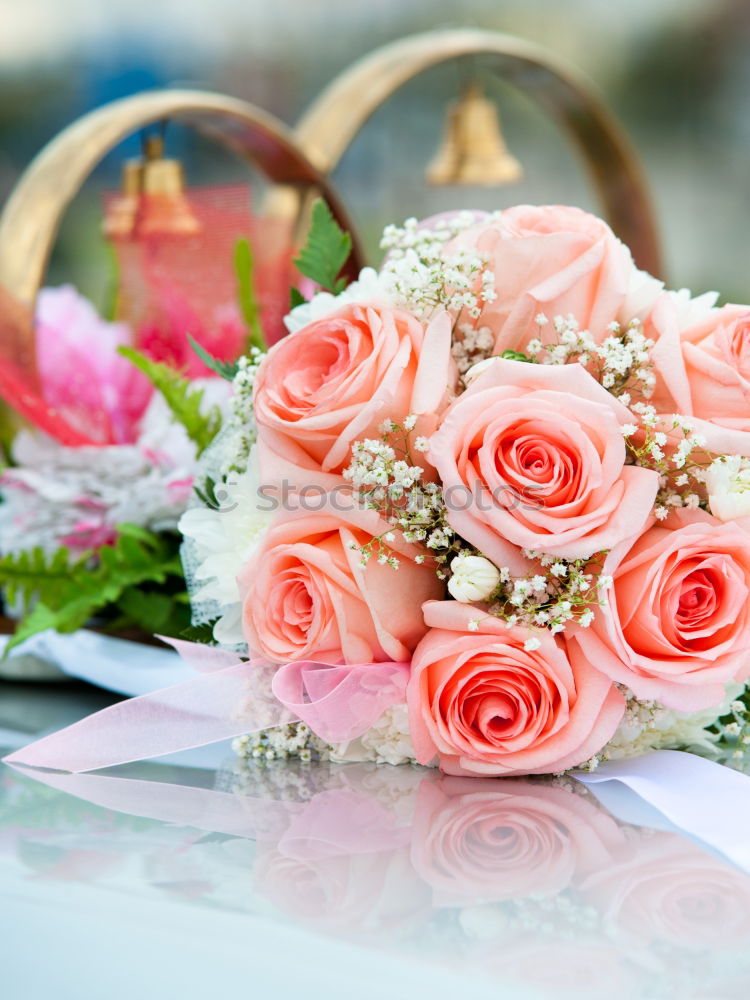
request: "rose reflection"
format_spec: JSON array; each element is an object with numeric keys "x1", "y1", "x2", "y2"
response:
[{"x1": 5, "y1": 762, "x2": 750, "y2": 992}]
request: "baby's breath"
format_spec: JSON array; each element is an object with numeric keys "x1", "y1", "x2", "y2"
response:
[{"x1": 379, "y1": 213, "x2": 498, "y2": 325}]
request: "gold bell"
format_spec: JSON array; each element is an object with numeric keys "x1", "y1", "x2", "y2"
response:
[
  {"x1": 426, "y1": 83, "x2": 523, "y2": 186},
  {"x1": 103, "y1": 134, "x2": 201, "y2": 239}
]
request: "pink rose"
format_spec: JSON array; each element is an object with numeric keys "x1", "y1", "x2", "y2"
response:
[
  {"x1": 569, "y1": 509, "x2": 750, "y2": 711},
  {"x1": 238, "y1": 501, "x2": 443, "y2": 663},
  {"x1": 407, "y1": 601, "x2": 624, "y2": 776},
  {"x1": 254, "y1": 845, "x2": 428, "y2": 932},
  {"x1": 446, "y1": 205, "x2": 633, "y2": 353},
  {"x1": 254, "y1": 304, "x2": 455, "y2": 488},
  {"x1": 428, "y1": 358, "x2": 659, "y2": 571},
  {"x1": 410, "y1": 777, "x2": 626, "y2": 903},
  {"x1": 681, "y1": 304, "x2": 750, "y2": 450},
  {"x1": 580, "y1": 833, "x2": 750, "y2": 949}
]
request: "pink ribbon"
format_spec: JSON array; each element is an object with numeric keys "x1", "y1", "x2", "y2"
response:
[
  {"x1": 271, "y1": 660, "x2": 410, "y2": 743},
  {"x1": 2, "y1": 640, "x2": 410, "y2": 773}
]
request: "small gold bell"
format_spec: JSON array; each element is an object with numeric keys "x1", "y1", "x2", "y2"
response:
[
  {"x1": 426, "y1": 83, "x2": 523, "y2": 186},
  {"x1": 103, "y1": 134, "x2": 201, "y2": 239}
]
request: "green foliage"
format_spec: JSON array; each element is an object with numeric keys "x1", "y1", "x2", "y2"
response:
[
  {"x1": 0, "y1": 525, "x2": 186, "y2": 654},
  {"x1": 118, "y1": 346, "x2": 221, "y2": 455},
  {"x1": 179, "y1": 621, "x2": 219, "y2": 644},
  {"x1": 500, "y1": 350, "x2": 537, "y2": 364},
  {"x1": 289, "y1": 286, "x2": 306, "y2": 309},
  {"x1": 293, "y1": 199, "x2": 352, "y2": 294},
  {"x1": 193, "y1": 475, "x2": 220, "y2": 510},
  {"x1": 234, "y1": 238, "x2": 266, "y2": 351},
  {"x1": 187, "y1": 335, "x2": 239, "y2": 381}
]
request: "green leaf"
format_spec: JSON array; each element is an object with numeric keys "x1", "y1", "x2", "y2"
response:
[
  {"x1": 289, "y1": 286, "x2": 306, "y2": 309},
  {"x1": 500, "y1": 350, "x2": 537, "y2": 364},
  {"x1": 179, "y1": 621, "x2": 218, "y2": 644},
  {"x1": 187, "y1": 335, "x2": 239, "y2": 381},
  {"x1": 118, "y1": 346, "x2": 222, "y2": 455},
  {"x1": 0, "y1": 527, "x2": 187, "y2": 654},
  {"x1": 293, "y1": 199, "x2": 352, "y2": 294},
  {"x1": 234, "y1": 238, "x2": 266, "y2": 351},
  {"x1": 116, "y1": 588, "x2": 175, "y2": 633}
]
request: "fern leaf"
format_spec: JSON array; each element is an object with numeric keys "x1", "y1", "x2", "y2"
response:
[
  {"x1": 293, "y1": 199, "x2": 352, "y2": 294},
  {"x1": 118, "y1": 347, "x2": 221, "y2": 454},
  {"x1": 187, "y1": 335, "x2": 239, "y2": 381}
]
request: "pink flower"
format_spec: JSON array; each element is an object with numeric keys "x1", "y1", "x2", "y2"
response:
[
  {"x1": 238, "y1": 501, "x2": 444, "y2": 663},
  {"x1": 580, "y1": 833, "x2": 750, "y2": 949},
  {"x1": 410, "y1": 777, "x2": 626, "y2": 904},
  {"x1": 680, "y1": 304, "x2": 750, "y2": 450},
  {"x1": 569, "y1": 509, "x2": 750, "y2": 711},
  {"x1": 428, "y1": 358, "x2": 659, "y2": 571},
  {"x1": 446, "y1": 205, "x2": 633, "y2": 352},
  {"x1": 253, "y1": 304, "x2": 455, "y2": 488},
  {"x1": 35, "y1": 286, "x2": 152, "y2": 445},
  {"x1": 407, "y1": 601, "x2": 624, "y2": 776}
]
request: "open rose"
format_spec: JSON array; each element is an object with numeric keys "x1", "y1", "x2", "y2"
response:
[
  {"x1": 410, "y1": 777, "x2": 625, "y2": 904},
  {"x1": 428, "y1": 358, "x2": 659, "y2": 571},
  {"x1": 407, "y1": 601, "x2": 624, "y2": 776},
  {"x1": 580, "y1": 833, "x2": 750, "y2": 949},
  {"x1": 238, "y1": 501, "x2": 443, "y2": 663},
  {"x1": 253, "y1": 303, "x2": 454, "y2": 488},
  {"x1": 445, "y1": 205, "x2": 634, "y2": 353},
  {"x1": 569, "y1": 509, "x2": 750, "y2": 711},
  {"x1": 680, "y1": 304, "x2": 750, "y2": 454}
]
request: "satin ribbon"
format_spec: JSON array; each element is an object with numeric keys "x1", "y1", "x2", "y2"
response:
[
  {"x1": 1, "y1": 642, "x2": 410, "y2": 773},
  {"x1": 575, "y1": 750, "x2": 750, "y2": 872}
]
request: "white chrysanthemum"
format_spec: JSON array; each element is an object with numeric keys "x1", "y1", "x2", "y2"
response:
[
  {"x1": 704, "y1": 455, "x2": 750, "y2": 521},
  {"x1": 601, "y1": 684, "x2": 743, "y2": 762},
  {"x1": 283, "y1": 267, "x2": 395, "y2": 333},
  {"x1": 178, "y1": 447, "x2": 275, "y2": 645},
  {"x1": 447, "y1": 553, "x2": 501, "y2": 603},
  {"x1": 330, "y1": 702, "x2": 418, "y2": 766}
]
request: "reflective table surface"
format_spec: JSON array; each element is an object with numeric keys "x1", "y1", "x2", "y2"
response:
[{"x1": 2, "y1": 681, "x2": 750, "y2": 1000}]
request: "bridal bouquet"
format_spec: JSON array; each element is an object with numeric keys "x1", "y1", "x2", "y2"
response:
[{"x1": 176, "y1": 201, "x2": 750, "y2": 778}]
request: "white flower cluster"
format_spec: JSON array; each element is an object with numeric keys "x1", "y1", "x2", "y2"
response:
[
  {"x1": 344, "y1": 421, "x2": 462, "y2": 574},
  {"x1": 452, "y1": 323, "x2": 497, "y2": 376},
  {"x1": 622, "y1": 410, "x2": 711, "y2": 519},
  {"x1": 579, "y1": 685, "x2": 745, "y2": 770},
  {"x1": 379, "y1": 213, "x2": 498, "y2": 321},
  {"x1": 330, "y1": 702, "x2": 417, "y2": 767},
  {"x1": 477, "y1": 552, "x2": 611, "y2": 635},
  {"x1": 527, "y1": 314, "x2": 656, "y2": 399},
  {"x1": 233, "y1": 721, "x2": 331, "y2": 764},
  {"x1": 219, "y1": 348, "x2": 265, "y2": 479}
]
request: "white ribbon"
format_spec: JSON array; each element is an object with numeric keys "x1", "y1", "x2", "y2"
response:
[{"x1": 575, "y1": 750, "x2": 750, "y2": 873}]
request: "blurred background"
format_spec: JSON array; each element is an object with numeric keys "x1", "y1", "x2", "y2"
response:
[{"x1": 0, "y1": 0, "x2": 748, "y2": 307}]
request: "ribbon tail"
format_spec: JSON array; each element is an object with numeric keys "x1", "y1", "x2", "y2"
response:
[
  {"x1": 7, "y1": 766, "x2": 300, "y2": 840},
  {"x1": 2, "y1": 661, "x2": 295, "y2": 773},
  {"x1": 575, "y1": 750, "x2": 750, "y2": 873}
]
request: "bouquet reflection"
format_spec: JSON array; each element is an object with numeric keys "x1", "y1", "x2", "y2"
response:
[{"x1": 3, "y1": 759, "x2": 750, "y2": 996}]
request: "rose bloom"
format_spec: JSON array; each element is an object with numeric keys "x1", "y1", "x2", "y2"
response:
[
  {"x1": 580, "y1": 832, "x2": 750, "y2": 950},
  {"x1": 407, "y1": 601, "x2": 624, "y2": 777},
  {"x1": 410, "y1": 777, "x2": 625, "y2": 904},
  {"x1": 445, "y1": 204, "x2": 634, "y2": 353},
  {"x1": 680, "y1": 303, "x2": 750, "y2": 453},
  {"x1": 428, "y1": 358, "x2": 659, "y2": 571},
  {"x1": 238, "y1": 501, "x2": 443, "y2": 663},
  {"x1": 569, "y1": 508, "x2": 750, "y2": 712},
  {"x1": 253, "y1": 303, "x2": 455, "y2": 488}
]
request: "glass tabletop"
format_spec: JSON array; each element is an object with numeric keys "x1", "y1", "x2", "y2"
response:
[{"x1": 2, "y1": 681, "x2": 749, "y2": 1000}]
